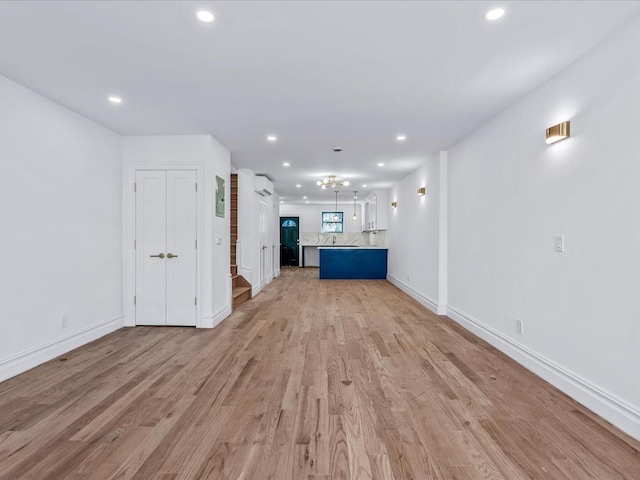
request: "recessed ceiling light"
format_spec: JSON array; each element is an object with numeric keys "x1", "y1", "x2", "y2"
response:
[
  {"x1": 280, "y1": 201, "x2": 284, "y2": 204},
  {"x1": 282, "y1": 162, "x2": 290, "y2": 167},
  {"x1": 296, "y1": 184, "x2": 301, "y2": 188},
  {"x1": 267, "y1": 135, "x2": 277, "y2": 142},
  {"x1": 305, "y1": 201, "x2": 310, "y2": 204},
  {"x1": 196, "y1": 10, "x2": 215, "y2": 23},
  {"x1": 396, "y1": 134, "x2": 407, "y2": 141},
  {"x1": 484, "y1": 7, "x2": 505, "y2": 21},
  {"x1": 362, "y1": 184, "x2": 367, "y2": 188},
  {"x1": 377, "y1": 162, "x2": 384, "y2": 167},
  {"x1": 108, "y1": 96, "x2": 122, "y2": 104},
  {"x1": 303, "y1": 196, "x2": 307, "y2": 199}
]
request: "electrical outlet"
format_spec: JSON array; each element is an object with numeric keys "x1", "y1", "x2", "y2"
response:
[
  {"x1": 516, "y1": 319, "x2": 524, "y2": 335},
  {"x1": 554, "y1": 235, "x2": 565, "y2": 253},
  {"x1": 61, "y1": 314, "x2": 69, "y2": 329}
]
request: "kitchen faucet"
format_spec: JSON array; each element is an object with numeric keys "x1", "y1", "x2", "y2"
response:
[{"x1": 332, "y1": 235, "x2": 337, "y2": 245}]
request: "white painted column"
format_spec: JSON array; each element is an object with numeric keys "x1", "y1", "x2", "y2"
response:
[{"x1": 437, "y1": 151, "x2": 448, "y2": 314}]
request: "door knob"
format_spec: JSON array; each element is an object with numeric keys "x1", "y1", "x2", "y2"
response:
[
  {"x1": 150, "y1": 253, "x2": 165, "y2": 258},
  {"x1": 167, "y1": 253, "x2": 178, "y2": 259}
]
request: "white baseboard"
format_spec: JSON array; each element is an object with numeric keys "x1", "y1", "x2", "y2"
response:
[
  {"x1": 387, "y1": 274, "x2": 446, "y2": 315},
  {"x1": 201, "y1": 304, "x2": 231, "y2": 329},
  {"x1": 446, "y1": 305, "x2": 640, "y2": 442},
  {"x1": 0, "y1": 314, "x2": 124, "y2": 383},
  {"x1": 275, "y1": 268, "x2": 281, "y2": 278},
  {"x1": 252, "y1": 284, "x2": 262, "y2": 298}
]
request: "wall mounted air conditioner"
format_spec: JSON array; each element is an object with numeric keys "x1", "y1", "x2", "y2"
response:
[{"x1": 254, "y1": 176, "x2": 274, "y2": 196}]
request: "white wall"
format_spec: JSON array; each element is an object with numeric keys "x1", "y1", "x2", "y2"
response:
[
  {"x1": 386, "y1": 157, "x2": 443, "y2": 313},
  {"x1": 0, "y1": 73, "x2": 123, "y2": 381},
  {"x1": 122, "y1": 135, "x2": 231, "y2": 328},
  {"x1": 280, "y1": 202, "x2": 363, "y2": 235},
  {"x1": 446, "y1": 16, "x2": 640, "y2": 439},
  {"x1": 237, "y1": 169, "x2": 279, "y2": 295}
]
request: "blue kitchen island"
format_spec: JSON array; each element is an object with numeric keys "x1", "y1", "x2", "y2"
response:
[{"x1": 318, "y1": 246, "x2": 388, "y2": 279}]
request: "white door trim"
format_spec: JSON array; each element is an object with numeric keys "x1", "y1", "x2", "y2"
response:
[{"x1": 123, "y1": 165, "x2": 204, "y2": 328}]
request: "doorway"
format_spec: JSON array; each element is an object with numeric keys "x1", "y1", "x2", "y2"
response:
[
  {"x1": 259, "y1": 200, "x2": 270, "y2": 287},
  {"x1": 135, "y1": 170, "x2": 197, "y2": 326},
  {"x1": 280, "y1": 216, "x2": 299, "y2": 267}
]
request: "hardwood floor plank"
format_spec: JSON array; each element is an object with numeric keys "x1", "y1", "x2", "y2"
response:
[
  {"x1": 329, "y1": 414, "x2": 351, "y2": 480},
  {"x1": 0, "y1": 267, "x2": 638, "y2": 479}
]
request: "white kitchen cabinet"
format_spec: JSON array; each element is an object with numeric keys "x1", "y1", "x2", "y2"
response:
[{"x1": 362, "y1": 189, "x2": 388, "y2": 231}]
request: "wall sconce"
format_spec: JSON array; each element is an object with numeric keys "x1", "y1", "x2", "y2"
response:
[
  {"x1": 417, "y1": 187, "x2": 426, "y2": 196},
  {"x1": 391, "y1": 201, "x2": 397, "y2": 208},
  {"x1": 546, "y1": 121, "x2": 570, "y2": 144}
]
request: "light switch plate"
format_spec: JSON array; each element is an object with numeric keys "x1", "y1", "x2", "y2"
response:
[{"x1": 554, "y1": 235, "x2": 565, "y2": 253}]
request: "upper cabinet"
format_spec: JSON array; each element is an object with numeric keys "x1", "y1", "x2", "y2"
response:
[{"x1": 362, "y1": 190, "x2": 388, "y2": 231}]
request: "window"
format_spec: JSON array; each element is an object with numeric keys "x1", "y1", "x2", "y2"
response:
[
  {"x1": 321, "y1": 211, "x2": 343, "y2": 233},
  {"x1": 281, "y1": 219, "x2": 297, "y2": 227}
]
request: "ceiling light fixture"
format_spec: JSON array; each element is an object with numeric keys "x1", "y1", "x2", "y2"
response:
[
  {"x1": 303, "y1": 196, "x2": 307, "y2": 199},
  {"x1": 362, "y1": 184, "x2": 367, "y2": 188},
  {"x1": 267, "y1": 135, "x2": 277, "y2": 142},
  {"x1": 391, "y1": 201, "x2": 398, "y2": 208},
  {"x1": 417, "y1": 187, "x2": 426, "y2": 196},
  {"x1": 333, "y1": 191, "x2": 340, "y2": 221},
  {"x1": 196, "y1": 10, "x2": 215, "y2": 23},
  {"x1": 377, "y1": 162, "x2": 384, "y2": 167},
  {"x1": 283, "y1": 162, "x2": 290, "y2": 167},
  {"x1": 108, "y1": 96, "x2": 122, "y2": 104},
  {"x1": 484, "y1": 7, "x2": 505, "y2": 21},
  {"x1": 546, "y1": 121, "x2": 571, "y2": 144},
  {"x1": 352, "y1": 191, "x2": 358, "y2": 220},
  {"x1": 317, "y1": 175, "x2": 349, "y2": 189},
  {"x1": 296, "y1": 184, "x2": 301, "y2": 188},
  {"x1": 396, "y1": 135, "x2": 407, "y2": 141}
]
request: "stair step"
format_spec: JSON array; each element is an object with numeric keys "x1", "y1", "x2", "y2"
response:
[
  {"x1": 232, "y1": 286, "x2": 252, "y2": 309},
  {"x1": 232, "y1": 286, "x2": 251, "y2": 298}
]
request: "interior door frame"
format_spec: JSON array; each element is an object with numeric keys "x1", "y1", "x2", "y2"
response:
[{"x1": 123, "y1": 165, "x2": 203, "y2": 328}]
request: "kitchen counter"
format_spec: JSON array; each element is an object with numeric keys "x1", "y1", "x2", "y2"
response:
[
  {"x1": 316, "y1": 245, "x2": 387, "y2": 249},
  {"x1": 301, "y1": 245, "x2": 385, "y2": 267},
  {"x1": 319, "y1": 247, "x2": 388, "y2": 279}
]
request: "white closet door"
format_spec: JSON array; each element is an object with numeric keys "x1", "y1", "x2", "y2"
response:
[
  {"x1": 165, "y1": 170, "x2": 197, "y2": 326},
  {"x1": 135, "y1": 169, "x2": 197, "y2": 327},
  {"x1": 259, "y1": 200, "x2": 268, "y2": 287},
  {"x1": 135, "y1": 171, "x2": 167, "y2": 326}
]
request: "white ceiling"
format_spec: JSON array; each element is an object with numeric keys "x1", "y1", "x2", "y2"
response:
[{"x1": 0, "y1": 1, "x2": 638, "y2": 204}]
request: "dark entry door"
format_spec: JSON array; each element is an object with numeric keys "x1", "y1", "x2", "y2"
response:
[{"x1": 280, "y1": 217, "x2": 299, "y2": 267}]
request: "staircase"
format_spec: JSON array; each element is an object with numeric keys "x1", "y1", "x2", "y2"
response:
[{"x1": 230, "y1": 174, "x2": 252, "y2": 309}]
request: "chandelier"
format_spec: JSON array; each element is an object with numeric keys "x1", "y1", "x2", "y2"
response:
[{"x1": 317, "y1": 175, "x2": 350, "y2": 189}]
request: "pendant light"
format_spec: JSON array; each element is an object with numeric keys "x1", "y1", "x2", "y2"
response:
[
  {"x1": 333, "y1": 190, "x2": 339, "y2": 221},
  {"x1": 352, "y1": 191, "x2": 358, "y2": 220}
]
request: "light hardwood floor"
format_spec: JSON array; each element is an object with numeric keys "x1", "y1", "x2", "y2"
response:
[{"x1": 1, "y1": 267, "x2": 639, "y2": 479}]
